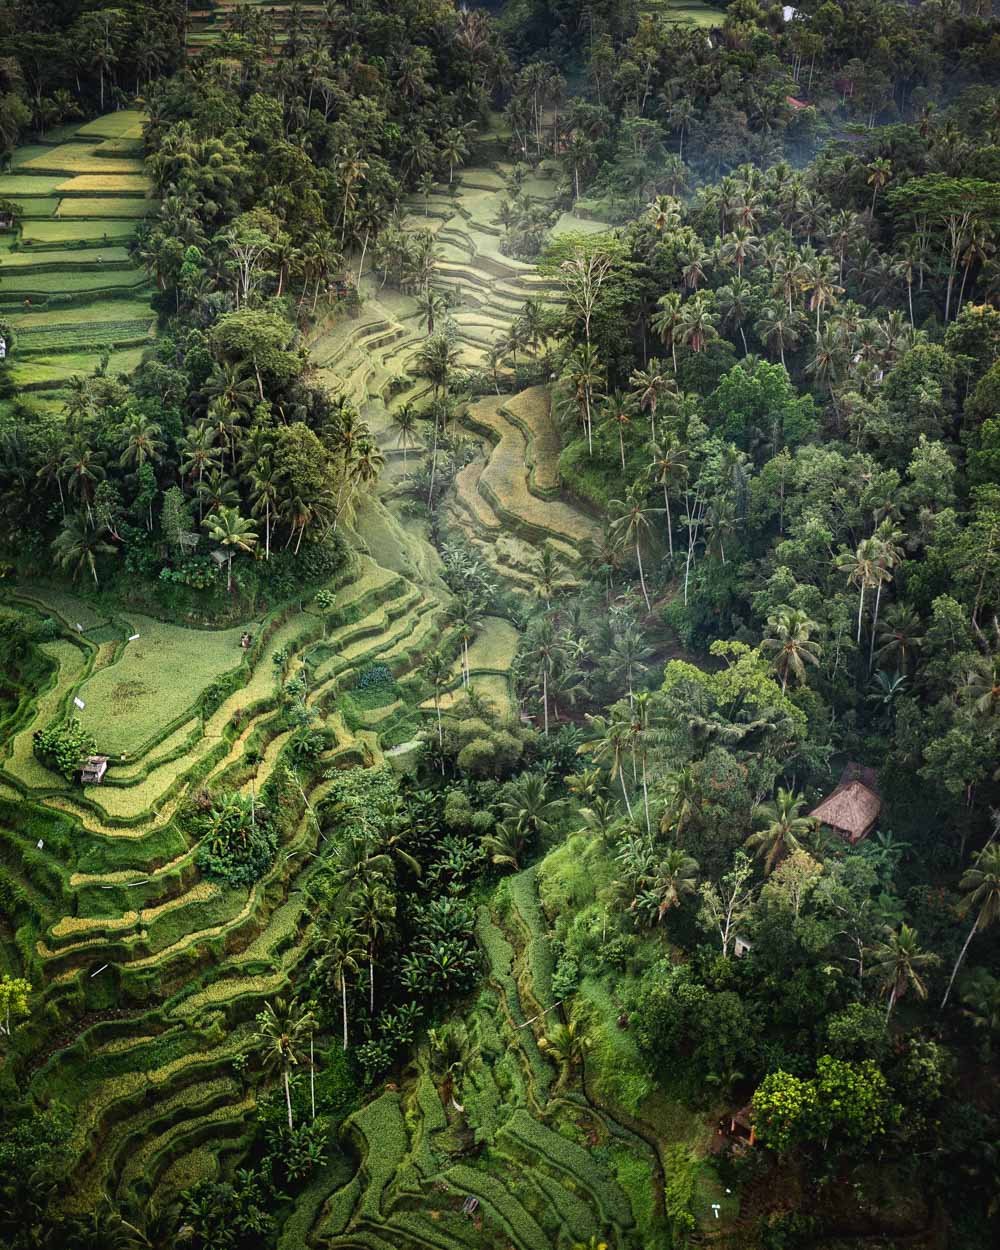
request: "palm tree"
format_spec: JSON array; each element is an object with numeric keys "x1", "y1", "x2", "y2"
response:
[
  {"x1": 609, "y1": 485, "x2": 663, "y2": 612},
  {"x1": 118, "y1": 415, "x2": 164, "y2": 472},
  {"x1": 415, "y1": 287, "x2": 449, "y2": 336},
  {"x1": 179, "y1": 424, "x2": 221, "y2": 522},
  {"x1": 866, "y1": 157, "x2": 892, "y2": 215},
  {"x1": 522, "y1": 615, "x2": 560, "y2": 733},
  {"x1": 500, "y1": 772, "x2": 562, "y2": 842},
  {"x1": 675, "y1": 291, "x2": 719, "y2": 355},
  {"x1": 755, "y1": 300, "x2": 804, "y2": 370},
  {"x1": 439, "y1": 126, "x2": 469, "y2": 185},
  {"x1": 321, "y1": 920, "x2": 363, "y2": 1050},
  {"x1": 539, "y1": 1018, "x2": 588, "y2": 1087},
  {"x1": 254, "y1": 998, "x2": 316, "y2": 1130},
  {"x1": 835, "y1": 537, "x2": 890, "y2": 646},
  {"x1": 203, "y1": 506, "x2": 258, "y2": 593},
  {"x1": 416, "y1": 333, "x2": 459, "y2": 399},
  {"x1": 352, "y1": 878, "x2": 396, "y2": 1016},
  {"x1": 874, "y1": 604, "x2": 923, "y2": 674},
  {"x1": 602, "y1": 391, "x2": 634, "y2": 474},
  {"x1": 963, "y1": 655, "x2": 1000, "y2": 718},
  {"x1": 650, "y1": 436, "x2": 688, "y2": 559},
  {"x1": 745, "y1": 788, "x2": 816, "y2": 875},
  {"x1": 580, "y1": 709, "x2": 636, "y2": 819},
  {"x1": 866, "y1": 924, "x2": 938, "y2": 1021},
  {"x1": 941, "y1": 843, "x2": 1000, "y2": 1009},
  {"x1": 629, "y1": 358, "x2": 674, "y2": 450},
  {"x1": 651, "y1": 292, "x2": 684, "y2": 373},
  {"x1": 660, "y1": 765, "x2": 699, "y2": 840},
  {"x1": 647, "y1": 847, "x2": 699, "y2": 921},
  {"x1": 447, "y1": 594, "x2": 480, "y2": 688},
  {"x1": 248, "y1": 459, "x2": 279, "y2": 561},
  {"x1": 52, "y1": 513, "x2": 115, "y2": 586},
  {"x1": 562, "y1": 342, "x2": 606, "y2": 453},
  {"x1": 761, "y1": 608, "x2": 822, "y2": 694},
  {"x1": 425, "y1": 650, "x2": 451, "y2": 766}
]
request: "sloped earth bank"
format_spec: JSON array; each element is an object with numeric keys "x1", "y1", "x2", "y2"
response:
[{"x1": 0, "y1": 160, "x2": 732, "y2": 1242}]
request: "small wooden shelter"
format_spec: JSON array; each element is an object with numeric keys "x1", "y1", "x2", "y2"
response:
[
  {"x1": 81, "y1": 756, "x2": 108, "y2": 785},
  {"x1": 730, "y1": 1105, "x2": 756, "y2": 1146},
  {"x1": 809, "y1": 763, "x2": 881, "y2": 845}
]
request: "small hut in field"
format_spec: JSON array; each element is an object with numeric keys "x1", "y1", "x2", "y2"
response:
[{"x1": 809, "y1": 763, "x2": 881, "y2": 845}]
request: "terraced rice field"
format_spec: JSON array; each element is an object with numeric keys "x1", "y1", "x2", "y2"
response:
[
  {"x1": 0, "y1": 109, "x2": 157, "y2": 394},
  {"x1": 0, "y1": 156, "x2": 651, "y2": 1236},
  {"x1": 186, "y1": 0, "x2": 328, "y2": 56}
]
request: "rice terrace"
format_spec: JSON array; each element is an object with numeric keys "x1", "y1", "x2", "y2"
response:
[{"x1": 1, "y1": 3, "x2": 1000, "y2": 1250}]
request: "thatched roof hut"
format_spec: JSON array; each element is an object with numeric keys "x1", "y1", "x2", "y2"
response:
[{"x1": 809, "y1": 763, "x2": 881, "y2": 844}]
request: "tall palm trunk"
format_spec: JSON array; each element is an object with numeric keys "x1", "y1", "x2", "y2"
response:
[
  {"x1": 636, "y1": 539, "x2": 651, "y2": 612},
  {"x1": 941, "y1": 914, "x2": 979, "y2": 1009},
  {"x1": 284, "y1": 1067, "x2": 294, "y2": 1131},
  {"x1": 664, "y1": 484, "x2": 674, "y2": 558}
]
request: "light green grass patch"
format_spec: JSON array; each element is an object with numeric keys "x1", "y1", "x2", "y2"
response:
[
  {"x1": 19, "y1": 219, "x2": 137, "y2": 247},
  {"x1": 76, "y1": 111, "x2": 147, "y2": 140},
  {"x1": 9, "y1": 345, "x2": 147, "y2": 388},
  {"x1": 56, "y1": 174, "x2": 151, "y2": 196},
  {"x1": 75, "y1": 617, "x2": 254, "y2": 755},
  {"x1": 551, "y1": 211, "x2": 610, "y2": 238},
  {"x1": 20, "y1": 144, "x2": 145, "y2": 176},
  {"x1": 56, "y1": 196, "x2": 158, "y2": 219},
  {"x1": 9, "y1": 299, "x2": 153, "y2": 329},
  {"x1": 2, "y1": 196, "x2": 61, "y2": 219},
  {"x1": 0, "y1": 245, "x2": 132, "y2": 269},
  {"x1": 0, "y1": 174, "x2": 67, "y2": 196}
]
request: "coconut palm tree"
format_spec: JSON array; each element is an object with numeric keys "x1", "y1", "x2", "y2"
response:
[
  {"x1": 629, "y1": 358, "x2": 675, "y2": 450},
  {"x1": 561, "y1": 341, "x2": 606, "y2": 453},
  {"x1": 645, "y1": 847, "x2": 699, "y2": 921},
  {"x1": 51, "y1": 513, "x2": 116, "y2": 586},
  {"x1": 179, "y1": 423, "x2": 221, "y2": 522},
  {"x1": 675, "y1": 291, "x2": 719, "y2": 356},
  {"x1": 660, "y1": 765, "x2": 700, "y2": 840},
  {"x1": 761, "y1": 608, "x2": 822, "y2": 694},
  {"x1": 866, "y1": 157, "x2": 892, "y2": 215},
  {"x1": 539, "y1": 1018, "x2": 588, "y2": 1087},
  {"x1": 964, "y1": 655, "x2": 1000, "y2": 718},
  {"x1": 248, "y1": 459, "x2": 279, "y2": 561},
  {"x1": 351, "y1": 878, "x2": 396, "y2": 1016},
  {"x1": 650, "y1": 436, "x2": 688, "y2": 559},
  {"x1": 835, "y1": 536, "x2": 890, "y2": 646},
  {"x1": 755, "y1": 300, "x2": 805, "y2": 369},
  {"x1": 745, "y1": 787, "x2": 816, "y2": 875},
  {"x1": 874, "y1": 604, "x2": 923, "y2": 674},
  {"x1": 609, "y1": 485, "x2": 663, "y2": 612},
  {"x1": 941, "y1": 843, "x2": 1000, "y2": 1009},
  {"x1": 202, "y1": 506, "x2": 258, "y2": 594},
  {"x1": 866, "y1": 924, "x2": 938, "y2": 1021},
  {"x1": 651, "y1": 291, "x2": 684, "y2": 373},
  {"x1": 415, "y1": 287, "x2": 450, "y2": 336},
  {"x1": 425, "y1": 650, "x2": 451, "y2": 767},
  {"x1": 118, "y1": 415, "x2": 164, "y2": 472},
  {"x1": 602, "y1": 391, "x2": 635, "y2": 474},
  {"x1": 439, "y1": 126, "x2": 469, "y2": 184},
  {"x1": 580, "y1": 708, "x2": 636, "y2": 819},
  {"x1": 321, "y1": 919, "x2": 364, "y2": 1051},
  {"x1": 254, "y1": 998, "x2": 316, "y2": 1130}
]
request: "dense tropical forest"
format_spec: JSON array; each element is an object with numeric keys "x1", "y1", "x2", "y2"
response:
[{"x1": 1, "y1": 0, "x2": 1000, "y2": 1247}]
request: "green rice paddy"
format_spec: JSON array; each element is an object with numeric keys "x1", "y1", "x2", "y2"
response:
[{"x1": 0, "y1": 112, "x2": 155, "y2": 392}]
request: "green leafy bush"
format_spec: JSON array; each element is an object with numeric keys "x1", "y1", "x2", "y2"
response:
[{"x1": 32, "y1": 718, "x2": 96, "y2": 781}]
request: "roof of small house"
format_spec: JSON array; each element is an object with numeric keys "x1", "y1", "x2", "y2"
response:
[
  {"x1": 786, "y1": 96, "x2": 810, "y2": 110},
  {"x1": 731, "y1": 1104, "x2": 754, "y2": 1130},
  {"x1": 809, "y1": 773, "x2": 881, "y2": 843}
]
